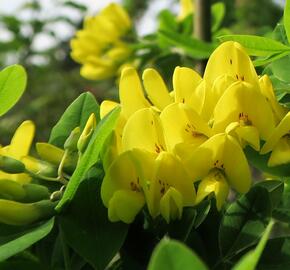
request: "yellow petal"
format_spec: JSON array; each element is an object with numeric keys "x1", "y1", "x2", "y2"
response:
[
  {"x1": 80, "y1": 63, "x2": 115, "y2": 80},
  {"x1": 160, "y1": 187, "x2": 183, "y2": 223},
  {"x1": 268, "y1": 136, "x2": 290, "y2": 167},
  {"x1": 213, "y1": 81, "x2": 275, "y2": 140},
  {"x1": 101, "y1": 150, "x2": 141, "y2": 207},
  {"x1": 100, "y1": 3, "x2": 131, "y2": 33},
  {"x1": 226, "y1": 122, "x2": 260, "y2": 151},
  {"x1": 142, "y1": 68, "x2": 173, "y2": 110},
  {"x1": 173, "y1": 66, "x2": 202, "y2": 105},
  {"x1": 122, "y1": 108, "x2": 166, "y2": 154},
  {"x1": 259, "y1": 75, "x2": 287, "y2": 124},
  {"x1": 195, "y1": 169, "x2": 229, "y2": 210},
  {"x1": 178, "y1": 0, "x2": 194, "y2": 20},
  {"x1": 261, "y1": 111, "x2": 290, "y2": 154},
  {"x1": 147, "y1": 152, "x2": 195, "y2": 218},
  {"x1": 119, "y1": 68, "x2": 150, "y2": 119},
  {"x1": 108, "y1": 190, "x2": 145, "y2": 223},
  {"x1": 9, "y1": 121, "x2": 35, "y2": 159},
  {"x1": 201, "y1": 74, "x2": 235, "y2": 121},
  {"x1": 204, "y1": 41, "x2": 259, "y2": 87},
  {"x1": 185, "y1": 133, "x2": 251, "y2": 193},
  {"x1": 160, "y1": 103, "x2": 212, "y2": 151},
  {"x1": 100, "y1": 100, "x2": 119, "y2": 119}
]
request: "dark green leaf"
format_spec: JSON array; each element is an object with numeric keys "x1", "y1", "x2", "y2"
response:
[
  {"x1": 0, "y1": 218, "x2": 54, "y2": 261},
  {"x1": 148, "y1": 239, "x2": 208, "y2": 270},
  {"x1": 233, "y1": 220, "x2": 274, "y2": 270},
  {"x1": 56, "y1": 106, "x2": 120, "y2": 211},
  {"x1": 194, "y1": 199, "x2": 211, "y2": 228},
  {"x1": 49, "y1": 92, "x2": 99, "y2": 147},
  {"x1": 59, "y1": 167, "x2": 128, "y2": 270},
  {"x1": 255, "y1": 180, "x2": 284, "y2": 208},
  {"x1": 218, "y1": 35, "x2": 290, "y2": 56},
  {"x1": 0, "y1": 65, "x2": 27, "y2": 116},
  {"x1": 219, "y1": 186, "x2": 271, "y2": 259}
]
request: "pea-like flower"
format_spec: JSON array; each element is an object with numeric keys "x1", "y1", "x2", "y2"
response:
[{"x1": 71, "y1": 3, "x2": 132, "y2": 80}]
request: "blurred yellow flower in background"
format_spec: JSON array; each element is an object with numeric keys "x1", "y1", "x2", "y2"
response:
[{"x1": 70, "y1": 3, "x2": 132, "y2": 80}]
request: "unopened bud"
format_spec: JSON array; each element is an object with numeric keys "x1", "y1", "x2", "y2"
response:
[
  {"x1": 64, "y1": 127, "x2": 81, "y2": 151},
  {"x1": 77, "y1": 113, "x2": 96, "y2": 153},
  {"x1": 0, "y1": 156, "x2": 25, "y2": 174}
]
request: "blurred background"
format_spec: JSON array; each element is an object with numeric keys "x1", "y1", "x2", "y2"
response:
[{"x1": 0, "y1": 0, "x2": 285, "y2": 143}]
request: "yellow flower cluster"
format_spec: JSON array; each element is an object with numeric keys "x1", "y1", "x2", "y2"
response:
[
  {"x1": 100, "y1": 41, "x2": 289, "y2": 224},
  {"x1": 71, "y1": 3, "x2": 132, "y2": 80}
]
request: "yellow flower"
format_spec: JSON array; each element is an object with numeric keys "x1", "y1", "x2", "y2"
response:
[
  {"x1": 101, "y1": 149, "x2": 195, "y2": 224},
  {"x1": 260, "y1": 111, "x2": 290, "y2": 167},
  {"x1": 213, "y1": 81, "x2": 275, "y2": 150},
  {"x1": 185, "y1": 133, "x2": 251, "y2": 194},
  {"x1": 0, "y1": 121, "x2": 35, "y2": 184},
  {"x1": 70, "y1": 3, "x2": 132, "y2": 80}
]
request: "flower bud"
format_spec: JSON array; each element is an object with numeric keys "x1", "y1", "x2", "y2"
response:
[
  {"x1": 64, "y1": 127, "x2": 81, "y2": 151},
  {"x1": 0, "y1": 156, "x2": 25, "y2": 174},
  {"x1": 77, "y1": 113, "x2": 96, "y2": 153}
]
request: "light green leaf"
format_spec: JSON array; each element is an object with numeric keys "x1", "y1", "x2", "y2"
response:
[
  {"x1": 219, "y1": 35, "x2": 290, "y2": 56},
  {"x1": 0, "y1": 65, "x2": 27, "y2": 116},
  {"x1": 148, "y1": 239, "x2": 208, "y2": 270},
  {"x1": 233, "y1": 220, "x2": 274, "y2": 270},
  {"x1": 211, "y1": 2, "x2": 225, "y2": 33},
  {"x1": 56, "y1": 106, "x2": 121, "y2": 211},
  {"x1": 158, "y1": 30, "x2": 215, "y2": 59},
  {"x1": 0, "y1": 218, "x2": 54, "y2": 261},
  {"x1": 49, "y1": 92, "x2": 99, "y2": 148},
  {"x1": 254, "y1": 51, "x2": 290, "y2": 66},
  {"x1": 284, "y1": 0, "x2": 290, "y2": 43}
]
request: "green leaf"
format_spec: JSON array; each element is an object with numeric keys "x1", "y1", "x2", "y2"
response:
[
  {"x1": 158, "y1": 30, "x2": 215, "y2": 59},
  {"x1": 254, "y1": 51, "x2": 290, "y2": 66},
  {"x1": 233, "y1": 220, "x2": 274, "y2": 270},
  {"x1": 0, "y1": 65, "x2": 27, "y2": 117},
  {"x1": 211, "y1": 2, "x2": 225, "y2": 33},
  {"x1": 59, "y1": 167, "x2": 128, "y2": 270},
  {"x1": 148, "y1": 239, "x2": 208, "y2": 270},
  {"x1": 245, "y1": 146, "x2": 290, "y2": 177},
  {"x1": 257, "y1": 237, "x2": 290, "y2": 269},
  {"x1": 56, "y1": 106, "x2": 121, "y2": 211},
  {"x1": 270, "y1": 54, "x2": 290, "y2": 83},
  {"x1": 194, "y1": 199, "x2": 211, "y2": 228},
  {"x1": 255, "y1": 180, "x2": 284, "y2": 209},
  {"x1": 219, "y1": 186, "x2": 271, "y2": 259},
  {"x1": 218, "y1": 35, "x2": 290, "y2": 56},
  {"x1": 49, "y1": 92, "x2": 99, "y2": 148},
  {"x1": 0, "y1": 218, "x2": 54, "y2": 261},
  {"x1": 284, "y1": 0, "x2": 290, "y2": 43}
]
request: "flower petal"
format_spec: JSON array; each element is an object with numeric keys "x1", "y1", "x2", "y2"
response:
[
  {"x1": 160, "y1": 187, "x2": 183, "y2": 223},
  {"x1": 100, "y1": 100, "x2": 119, "y2": 119},
  {"x1": 9, "y1": 121, "x2": 35, "y2": 159},
  {"x1": 268, "y1": 136, "x2": 290, "y2": 167},
  {"x1": 160, "y1": 103, "x2": 211, "y2": 151},
  {"x1": 213, "y1": 81, "x2": 275, "y2": 140},
  {"x1": 173, "y1": 66, "x2": 202, "y2": 105},
  {"x1": 108, "y1": 190, "x2": 145, "y2": 223},
  {"x1": 119, "y1": 68, "x2": 150, "y2": 119},
  {"x1": 142, "y1": 68, "x2": 173, "y2": 110},
  {"x1": 122, "y1": 108, "x2": 166, "y2": 154},
  {"x1": 204, "y1": 41, "x2": 259, "y2": 87},
  {"x1": 261, "y1": 111, "x2": 290, "y2": 154}
]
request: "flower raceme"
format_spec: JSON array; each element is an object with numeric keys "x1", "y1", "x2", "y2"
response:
[
  {"x1": 70, "y1": 3, "x2": 132, "y2": 80},
  {"x1": 100, "y1": 41, "x2": 289, "y2": 224}
]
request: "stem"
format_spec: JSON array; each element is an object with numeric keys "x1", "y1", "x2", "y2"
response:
[{"x1": 194, "y1": 0, "x2": 211, "y2": 74}]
